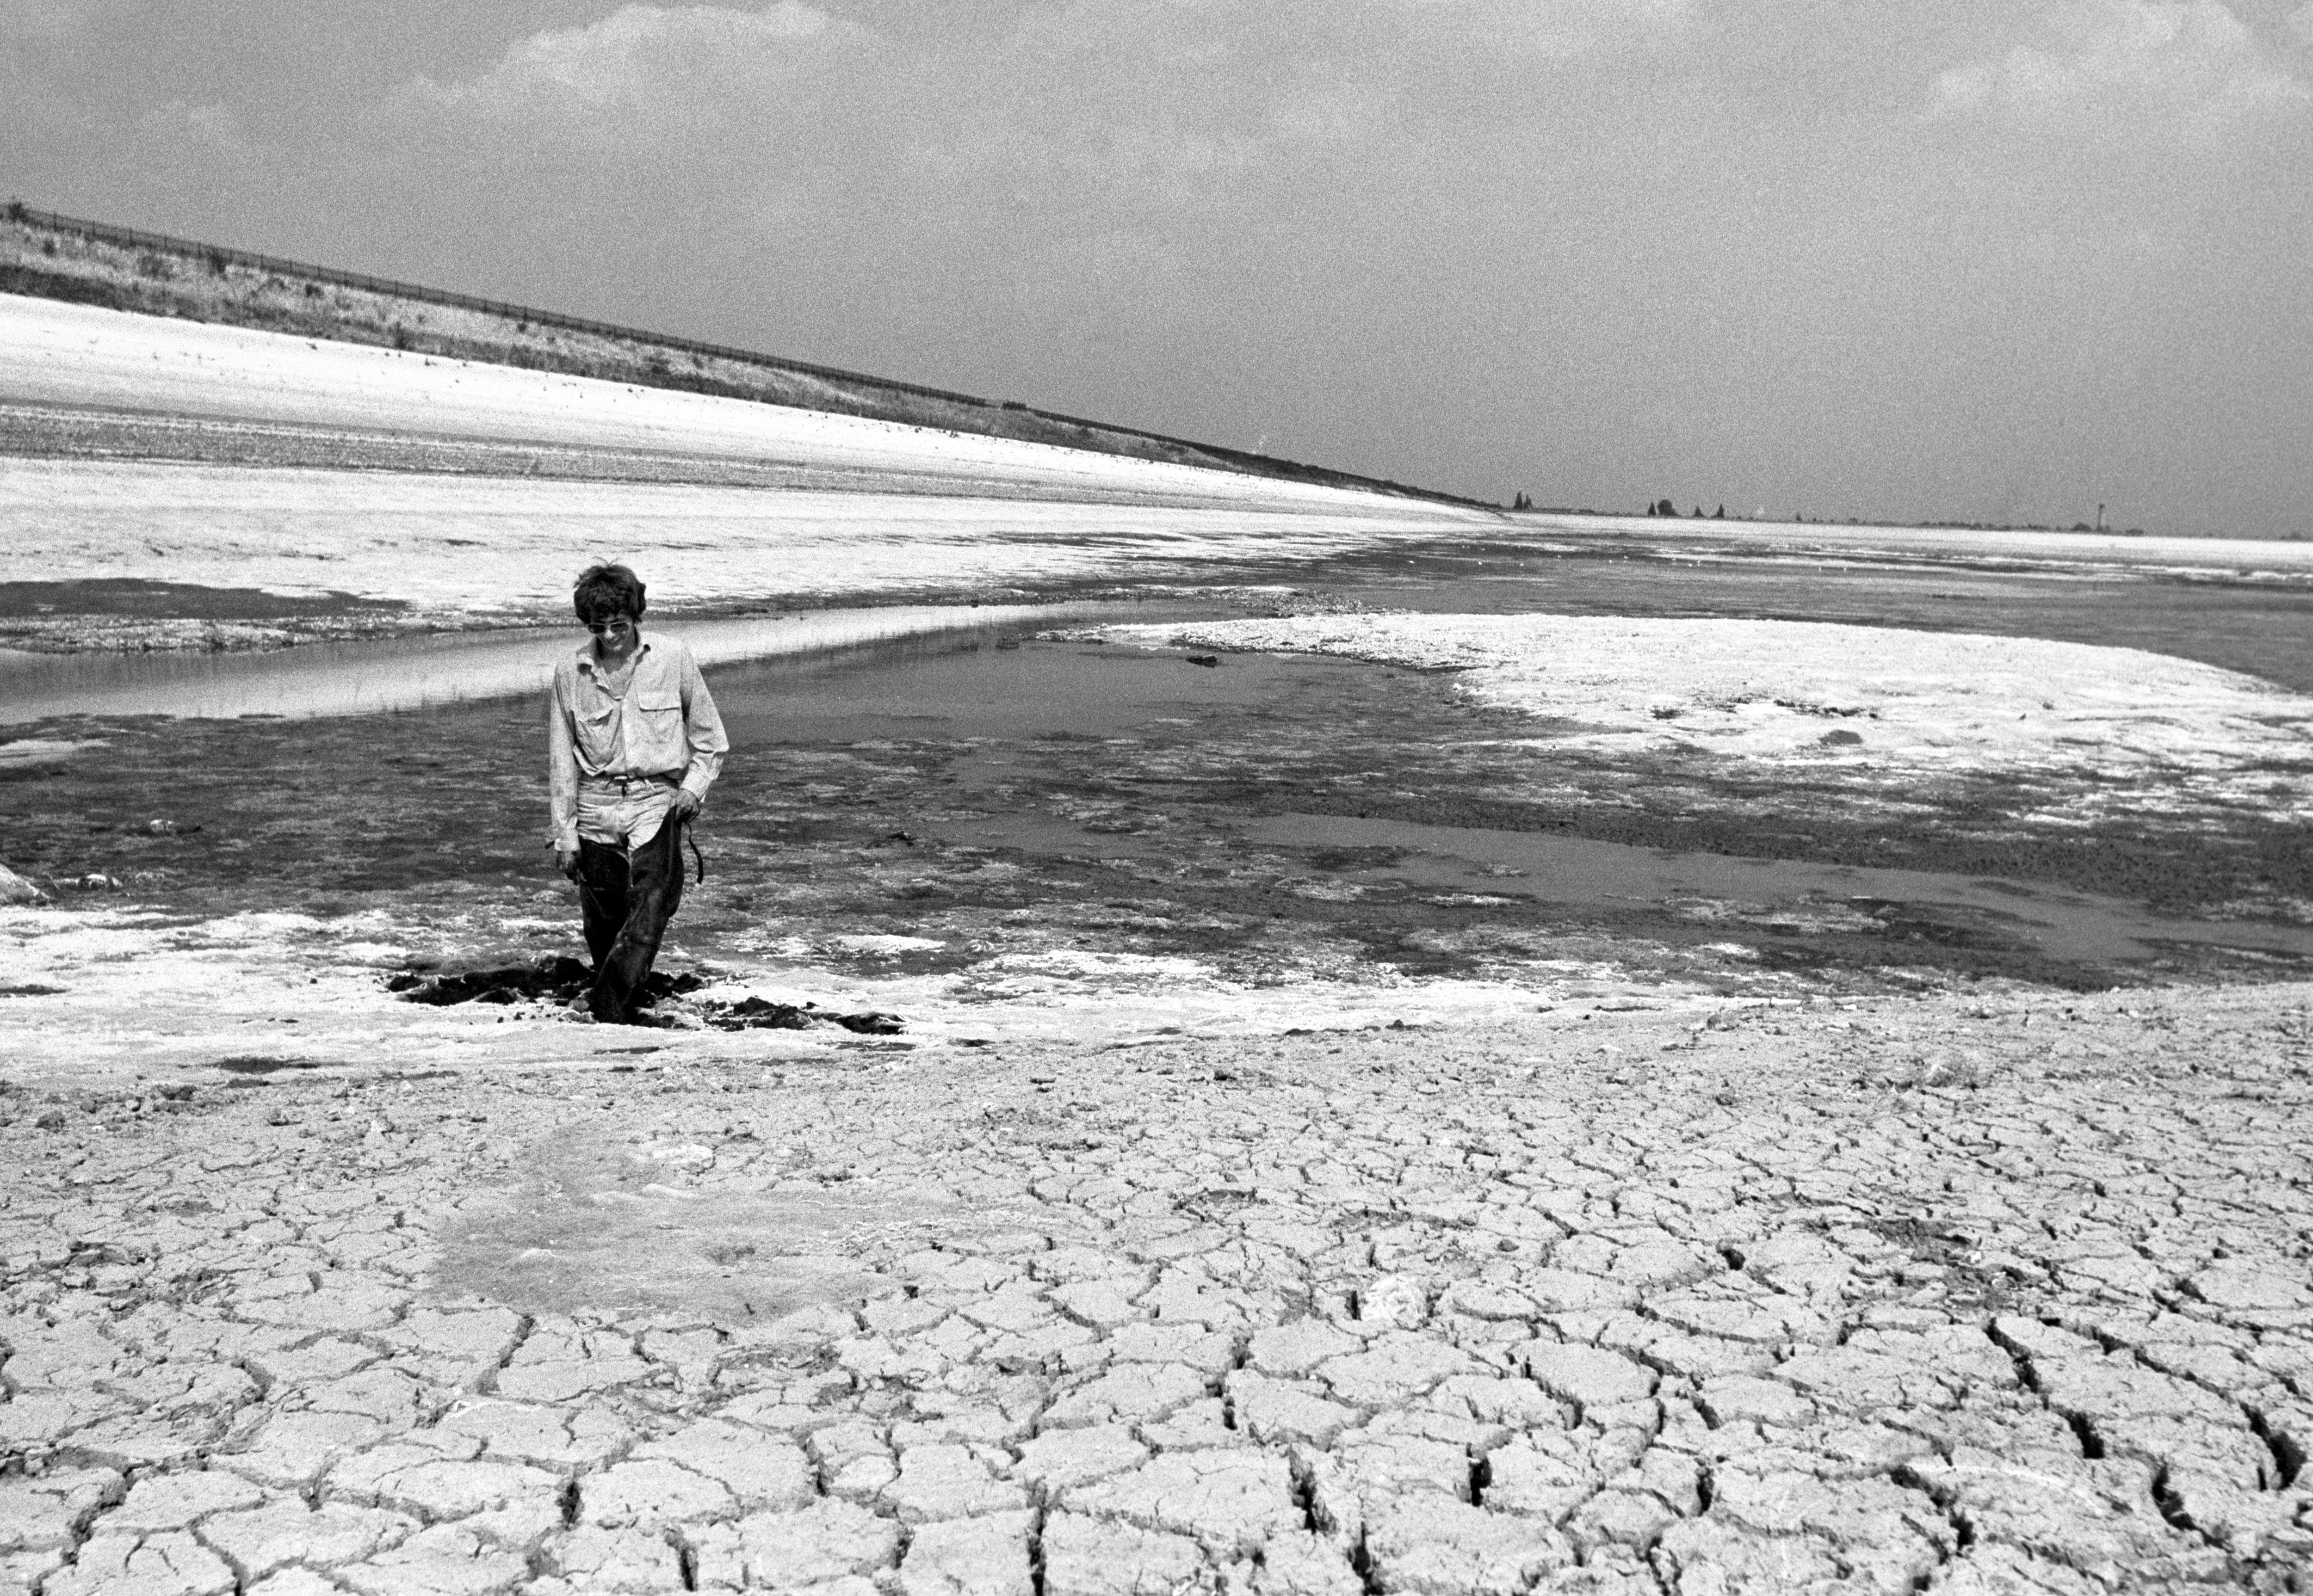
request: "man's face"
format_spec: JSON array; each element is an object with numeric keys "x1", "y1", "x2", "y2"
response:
[{"x1": 586, "y1": 612, "x2": 640, "y2": 660}]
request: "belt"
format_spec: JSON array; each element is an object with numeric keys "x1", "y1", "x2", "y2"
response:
[{"x1": 581, "y1": 771, "x2": 681, "y2": 793}]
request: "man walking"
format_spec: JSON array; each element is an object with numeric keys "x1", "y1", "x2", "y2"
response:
[{"x1": 547, "y1": 563, "x2": 729, "y2": 1023}]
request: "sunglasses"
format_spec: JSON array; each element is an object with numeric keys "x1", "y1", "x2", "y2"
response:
[{"x1": 585, "y1": 618, "x2": 637, "y2": 635}]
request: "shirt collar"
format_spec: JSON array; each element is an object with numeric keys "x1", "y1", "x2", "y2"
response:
[{"x1": 576, "y1": 638, "x2": 650, "y2": 675}]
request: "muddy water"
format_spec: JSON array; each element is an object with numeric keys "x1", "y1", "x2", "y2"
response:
[
  {"x1": 927, "y1": 804, "x2": 2308, "y2": 971},
  {"x1": 6, "y1": 558, "x2": 2307, "y2": 999},
  {"x1": 710, "y1": 626, "x2": 1317, "y2": 739},
  {"x1": 1229, "y1": 816, "x2": 2307, "y2": 968},
  {"x1": 698, "y1": 634, "x2": 2309, "y2": 986}
]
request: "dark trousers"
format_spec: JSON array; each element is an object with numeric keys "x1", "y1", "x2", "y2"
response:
[{"x1": 576, "y1": 815, "x2": 686, "y2": 1024}]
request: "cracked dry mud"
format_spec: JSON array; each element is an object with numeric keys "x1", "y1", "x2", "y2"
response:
[{"x1": 5, "y1": 985, "x2": 2311, "y2": 1594}]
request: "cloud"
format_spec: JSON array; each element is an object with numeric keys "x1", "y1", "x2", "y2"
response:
[
  {"x1": 906, "y1": 0, "x2": 1688, "y2": 204},
  {"x1": 1930, "y1": 1, "x2": 2311, "y2": 133},
  {"x1": 413, "y1": 0, "x2": 836, "y2": 119},
  {"x1": 380, "y1": 0, "x2": 1702, "y2": 239},
  {"x1": 1389, "y1": 0, "x2": 1694, "y2": 59},
  {"x1": 407, "y1": 0, "x2": 1685, "y2": 152}
]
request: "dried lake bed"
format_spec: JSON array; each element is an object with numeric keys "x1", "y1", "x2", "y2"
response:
[
  {"x1": 3, "y1": 290, "x2": 2311, "y2": 1593},
  {"x1": 3, "y1": 555, "x2": 2310, "y2": 1594}
]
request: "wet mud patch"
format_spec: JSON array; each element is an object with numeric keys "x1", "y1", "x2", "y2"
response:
[{"x1": 210, "y1": 1054, "x2": 332, "y2": 1076}]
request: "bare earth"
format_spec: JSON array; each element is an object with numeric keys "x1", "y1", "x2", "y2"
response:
[
  {"x1": 4, "y1": 982, "x2": 2308, "y2": 1595},
  {"x1": 6, "y1": 283, "x2": 2312, "y2": 1596}
]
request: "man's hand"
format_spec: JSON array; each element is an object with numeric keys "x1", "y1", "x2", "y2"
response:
[
  {"x1": 555, "y1": 846, "x2": 581, "y2": 881},
  {"x1": 670, "y1": 789, "x2": 702, "y2": 822}
]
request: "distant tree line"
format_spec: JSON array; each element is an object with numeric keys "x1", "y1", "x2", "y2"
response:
[{"x1": 1503, "y1": 490, "x2": 2194, "y2": 537}]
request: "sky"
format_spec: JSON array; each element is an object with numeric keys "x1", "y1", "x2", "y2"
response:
[{"x1": 5, "y1": 0, "x2": 2311, "y2": 536}]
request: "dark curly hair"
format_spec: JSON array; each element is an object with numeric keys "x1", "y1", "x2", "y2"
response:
[{"x1": 572, "y1": 563, "x2": 646, "y2": 626}]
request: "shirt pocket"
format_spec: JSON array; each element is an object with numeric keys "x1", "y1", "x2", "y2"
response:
[
  {"x1": 629, "y1": 690, "x2": 686, "y2": 767},
  {"x1": 573, "y1": 701, "x2": 621, "y2": 764}
]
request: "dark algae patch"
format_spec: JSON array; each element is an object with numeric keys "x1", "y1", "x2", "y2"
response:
[{"x1": 386, "y1": 956, "x2": 903, "y2": 1033}]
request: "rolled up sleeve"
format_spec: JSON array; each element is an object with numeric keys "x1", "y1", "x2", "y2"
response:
[{"x1": 678, "y1": 650, "x2": 728, "y2": 803}]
